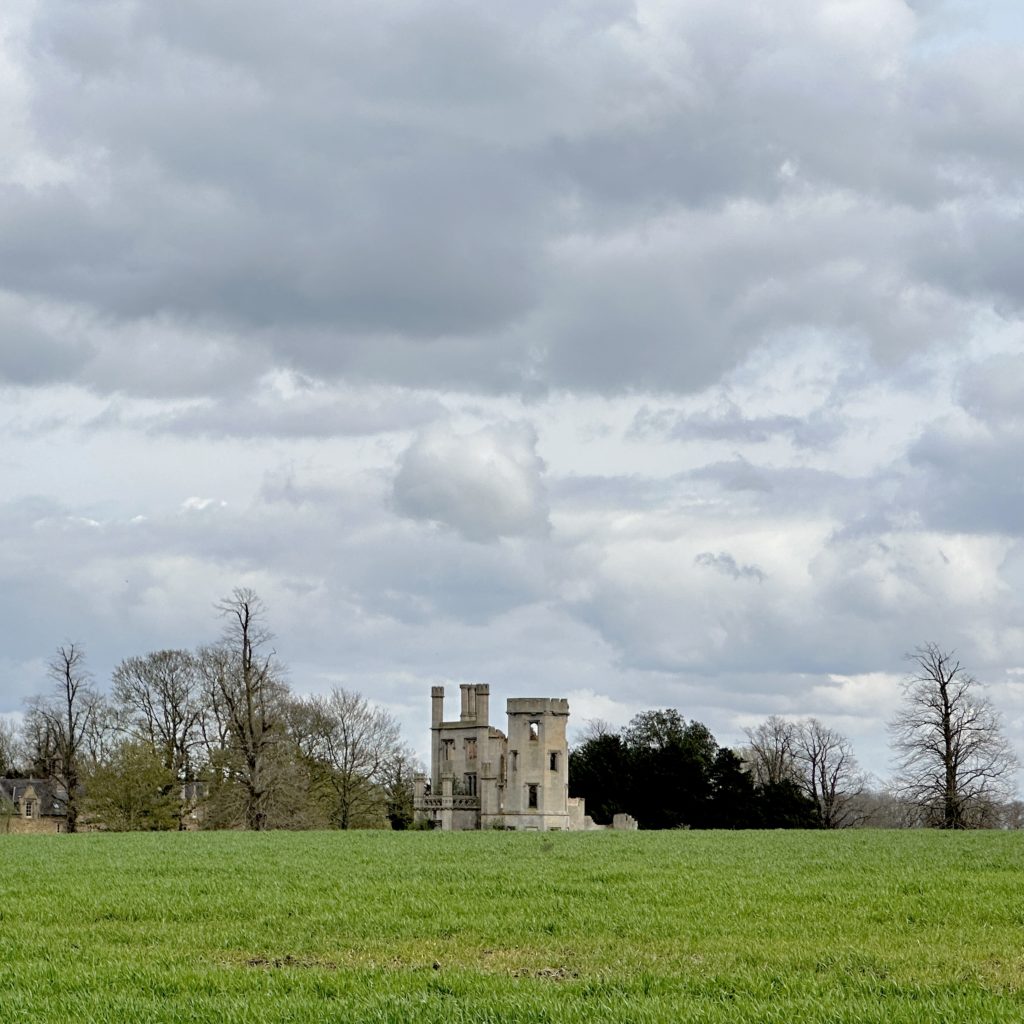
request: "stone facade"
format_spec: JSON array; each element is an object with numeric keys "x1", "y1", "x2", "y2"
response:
[{"x1": 414, "y1": 684, "x2": 616, "y2": 831}]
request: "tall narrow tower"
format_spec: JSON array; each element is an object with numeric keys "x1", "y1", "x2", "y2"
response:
[{"x1": 503, "y1": 698, "x2": 570, "y2": 830}]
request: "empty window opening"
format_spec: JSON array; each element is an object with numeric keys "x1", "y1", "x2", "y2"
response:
[
  {"x1": 510, "y1": 750, "x2": 518, "y2": 772},
  {"x1": 464, "y1": 773, "x2": 477, "y2": 796},
  {"x1": 549, "y1": 751, "x2": 559, "y2": 772},
  {"x1": 527, "y1": 784, "x2": 539, "y2": 809},
  {"x1": 529, "y1": 720, "x2": 539, "y2": 741}
]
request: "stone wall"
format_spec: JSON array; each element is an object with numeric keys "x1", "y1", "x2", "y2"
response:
[{"x1": 1, "y1": 815, "x2": 64, "y2": 835}]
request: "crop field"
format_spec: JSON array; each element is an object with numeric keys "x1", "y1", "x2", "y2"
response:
[{"x1": 1, "y1": 830, "x2": 1023, "y2": 1023}]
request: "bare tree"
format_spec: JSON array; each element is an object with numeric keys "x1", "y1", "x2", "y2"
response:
[
  {"x1": 196, "y1": 643, "x2": 233, "y2": 762},
  {"x1": 380, "y1": 746, "x2": 424, "y2": 830},
  {"x1": 293, "y1": 688, "x2": 403, "y2": 829},
  {"x1": 743, "y1": 715, "x2": 799, "y2": 787},
  {"x1": 113, "y1": 651, "x2": 201, "y2": 771},
  {"x1": 0, "y1": 716, "x2": 18, "y2": 777},
  {"x1": 890, "y1": 643, "x2": 1017, "y2": 829},
  {"x1": 24, "y1": 644, "x2": 106, "y2": 832},
  {"x1": 199, "y1": 589, "x2": 290, "y2": 831},
  {"x1": 794, "y1": 718, "x2": 867, "y2": 828},
  {"x1": 112, "y1": 649, "x2": 203, "y2": 828}
]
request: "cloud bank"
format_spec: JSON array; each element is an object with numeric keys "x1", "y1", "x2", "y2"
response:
[{"x1": 2, "y1": 0, "x2": 1023, "y2": 779}]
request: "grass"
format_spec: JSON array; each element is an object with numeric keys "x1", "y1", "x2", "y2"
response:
[{"x1": 1, "y1": 830, "x2": 1024, "y2": 1021}]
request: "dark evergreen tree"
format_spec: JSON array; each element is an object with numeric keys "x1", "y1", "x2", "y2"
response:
[
  {"x1": 568, "y1": 730, "x2": 630, "y2": 825},
  {"x1": 757, "y1": 778, "x2": 821, "y2": 828},
  {"x1": 708, "y1": 748, "x2": 760, "y2": 828}
]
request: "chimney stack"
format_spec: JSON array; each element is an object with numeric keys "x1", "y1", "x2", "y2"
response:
[{"x1": 475, "y1": 684, "x2": 490, "y2": 726}]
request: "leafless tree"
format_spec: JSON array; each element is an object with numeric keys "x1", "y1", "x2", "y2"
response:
[
  {"x1": 199, "y1": 589, "x2": 289, "y2": 831},
  {"x1": 890, "y1": 643, "x2": 1017, "y2": 829},
  {"x1": 292, "y1": 688, "x2": 403, "y2": 829},
  {"x1": 24, "y1": 644, "x2": 106, "y2": 832},
  {"x1": 743, "y1": 715, "x2": 799, "y2": 787},
  {"x1": 0, "y1": 716, "x2": 18, "y2": 776},
  {"x1": 112, "y1": 650, "x2": 202, "y2": 780},
  {"x1": 794, "y1": 718, "x2": 868, "y2": 828},
  {"x1": 380, "y1": 745, "x2": 424, "y2": 830},
  {"x1": 575, "y1": 718, "x2": 618, "y2": 745},
  {"x1": 196, "y1": 643, "x2": 233, "y2": 761},
  {"x1": 999, "y1": 799, "x2": 1024, "y2": 830},
  {"x1": 112, "y1": 649, "x2": 204, "y2": 828}
]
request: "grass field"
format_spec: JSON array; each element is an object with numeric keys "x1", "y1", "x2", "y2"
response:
[{"x1": 1, "y1": 830, "x2": 1023, "y2": 1022}]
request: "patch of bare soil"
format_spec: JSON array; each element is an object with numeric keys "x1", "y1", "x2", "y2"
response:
[
  {"x1": 510, "y1": 966, "x2": 579, "y2": 980},
  {"x1": 245, "y1": 954, "x2": 338, "y2": 970}
]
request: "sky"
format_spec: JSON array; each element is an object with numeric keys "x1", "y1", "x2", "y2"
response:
[{"x1": 1, "y1": 0, "x2": 1022, "y2": 782}]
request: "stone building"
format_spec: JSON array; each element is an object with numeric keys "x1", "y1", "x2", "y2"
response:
[
  {"x1": 0, "y1": 778, "x2": 67, "y2": 834},
  {"x1": 413, "y1": 684, "x2": 635, "y2": 831}
]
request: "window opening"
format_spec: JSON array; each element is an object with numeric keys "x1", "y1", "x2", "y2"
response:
[
  {"x1": 464, "y1": 773, "x2": 478, "y2": 796},
  {"x1": 527, "y1": 784, "x2": 539, "y2": 809},
  {"x1": 549, "y1": 751, "x2": 559, "y2": 771},
  {"x1": 510, "y1": 750, "x2": 518, "y2": 772},
  {"x1": 529, "y1": 721, "x2": 539, "y2": 741},
  {"x1": 24, "y1": 799, "x2": 34, "y2": 819}
]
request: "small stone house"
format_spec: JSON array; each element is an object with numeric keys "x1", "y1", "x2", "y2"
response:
[
  {"x1": 412, "y1": 684, "x2": 636, "y2": 832},
  {"x1": 0, "y1": 778, "x2": 68, "y2": 834}
]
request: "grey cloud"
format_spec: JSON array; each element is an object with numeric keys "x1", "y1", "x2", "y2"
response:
[
  {"x1": 958, "y1": 353, "x2": 1024, "y2": 426},
  {"x1": 631, "y1": 402, "x2": 844, "y2": 448},
  {"x1": 695, "y1": 551, "x2": 766, "y2": 583},
  {"x1": 550, "y1": 474, "x2": 681, "y2": 511},
  {"x1": 118, "y1": 388, "x2": 445, "y2": 440},
  {"x1": 0, "y1": 295, "x2": 92, "y2": 386},
  {"x1": 911, "y1": 201, "x2": 1024, "y2": 313},
  {"x1": 691, "y1": 456, "x2": 775, "y2": 493},
  {"x1": 903, "y1": 424, "x2": 1024, "y2": 535},
  {"x1": 0, "y1": 0, "x2": 1017, "y2": 401}
]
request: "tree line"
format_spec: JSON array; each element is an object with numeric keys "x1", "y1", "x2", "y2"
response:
[
  {"x1": 570, "y1": 643, "x2": 1018, "y2": 830},
  {"x1": 3, "y1": 589, "x2": 419, "y2": 832},
  {"x1": 569, "y1": 711, "x2": 851, "y2": 829},
  {"x1": 3, "y1": 600, "x2": 1018, "y2": 834}
]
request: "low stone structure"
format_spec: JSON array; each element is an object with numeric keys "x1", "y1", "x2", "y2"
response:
[{"x1": 413, "y1": 684, "x2": 635, "y2": 832}]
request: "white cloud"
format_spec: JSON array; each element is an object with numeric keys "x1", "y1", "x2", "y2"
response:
[{"x1": 393, "y1": 422, "x2": 550, "y2": 542}]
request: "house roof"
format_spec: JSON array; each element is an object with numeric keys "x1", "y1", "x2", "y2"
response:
[{"x1": 0, "y1": 778, "x2": 68, "y2": 816}]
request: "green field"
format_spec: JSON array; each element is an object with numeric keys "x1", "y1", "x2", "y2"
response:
[{"x1": 1, "y1": 830, "x2": 1023, "y2": 1022}]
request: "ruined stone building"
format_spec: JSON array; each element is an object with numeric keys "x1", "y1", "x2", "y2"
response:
[{"x1": 412, "y1": 684, "x2": 636, "y2": 831}]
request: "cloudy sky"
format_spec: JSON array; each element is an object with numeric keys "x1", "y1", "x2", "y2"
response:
[{"x1": 2, "y1": 0, "x2": 1022, "y2": 779}]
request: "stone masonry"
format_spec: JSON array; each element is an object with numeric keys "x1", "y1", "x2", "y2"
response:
[{"x1": 412, "y1": 684, "x2": 636, "y2": 831}]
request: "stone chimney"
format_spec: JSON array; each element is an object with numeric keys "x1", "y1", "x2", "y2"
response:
[
  {"x1": 460, "y1": 683, "x2": 474, "y2": 722},
  {"x1": 475, "y1": 683, "x2": 490, "y2": 726}
]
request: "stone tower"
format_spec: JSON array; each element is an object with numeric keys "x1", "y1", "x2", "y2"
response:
[
  {"x1": 502, "y1": 698, "x2": 571, "y2": 830},
  {"x1": 412, "y1": 687, "x2": 578, "y2": 830}
]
